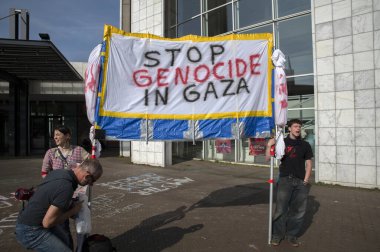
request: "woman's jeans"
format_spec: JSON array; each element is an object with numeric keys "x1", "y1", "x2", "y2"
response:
[
  {"x1": 272, "y1": 176, "x2": 310, "y2": 240},
  {"x1": 15, "y1": 222, "x2": 72, "y2": 252}
]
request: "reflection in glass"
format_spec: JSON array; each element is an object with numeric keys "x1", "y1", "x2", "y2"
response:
[
  {"x1": 286, "y1": 75, "x2": 314, "y2": 96},
  {"x1": 206, "y1": 0, "x2": 229, "y2": 10},
  {"x1": 237, "y1": 0, "x2": 272, "y2": 29},
  {"x1": 239, "y1": 138, "x2": 268, "y2": 165},
  {"x1": 178, "y1": 0, "x2": 200, "y2": 23},
  {"x1": 172, "y1": 141, "x2": 203, "y2": 160},
  {"x1": 178, "y1": 17, "x2": 202, "y2": 37},
  {"x1": 239, "y1": 24, "x2": 272, "y2": 34},
  {"x1": 287, "y1": 94, "x2": 315, "y2": 155},
  {"x1": 278, "y1": 0, "x2": 310, "y2": 17},
  {"x1": 30, "y1": 101, "x2": 46, "y2": 116},
  {"x1": 208, "y1": 139, "x2": 235, "y2": 162},
  {"x1": 205, "y1": 4, "x2": 232, "y2": 36},
  {"x1": 278, "y1": 15, "x2": 313, "y2": 76}
]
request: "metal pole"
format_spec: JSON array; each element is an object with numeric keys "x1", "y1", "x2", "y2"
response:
[
  {"x1": 146, "y1": 118, "x2": 149, "y2": 144},
  {"x1": 268, "y1": 155, "x2": 274, "y2": 245}
]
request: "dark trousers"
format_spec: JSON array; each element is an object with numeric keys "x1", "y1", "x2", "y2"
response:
[
  {"x1": 272, "y1": 176, "x2": 310, "y2": 239},
  {"x1": 55, "y1": 219, "x2": 73, "y2": 250}
]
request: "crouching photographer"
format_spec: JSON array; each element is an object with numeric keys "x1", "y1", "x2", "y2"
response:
[{"x1": 15, "y1": 159, "x2": 103, "y2": 252}]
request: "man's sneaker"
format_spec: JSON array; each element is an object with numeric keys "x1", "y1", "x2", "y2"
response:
[
  {"x1": 271, "y1": 237, "x2": 281, "y2": 246},
  {"x1": 287, "y1": 237, "x2": 300, "y2": 247}
]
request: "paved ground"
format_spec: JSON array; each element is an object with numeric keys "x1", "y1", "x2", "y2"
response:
[{"x1": 0, "y1": 156, "x2": 379, "y2": 252}]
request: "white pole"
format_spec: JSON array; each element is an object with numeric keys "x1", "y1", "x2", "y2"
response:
[
  {"x1": 119, "y1": 0, "x2": 123, "y2": 30},
  {"x1": 268, "y1": 155, "x2": 274, "y2": 245}
]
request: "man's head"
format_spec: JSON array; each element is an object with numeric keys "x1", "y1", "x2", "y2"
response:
[
  {"x1": 287, "y1": 119, "x2": 302, "y2": 139},
  {"x1": 74, "y1": 159, "x2": 103, "y2": 186}
]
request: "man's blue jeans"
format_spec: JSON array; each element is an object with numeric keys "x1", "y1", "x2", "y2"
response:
[
  {"x1": 272, "y1": 176, "x2": 310, "y2": 240},
  {"x1": 15, "y1": 223, "x2": 72, "y2": 252}
]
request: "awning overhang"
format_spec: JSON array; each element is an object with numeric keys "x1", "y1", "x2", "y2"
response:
[{"x1": 0, "y1": 39, "x2": 83, "y2": 82}]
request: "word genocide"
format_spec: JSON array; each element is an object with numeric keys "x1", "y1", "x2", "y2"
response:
[{"x1": 131, "y1": 44, "x2": 263, "y2": 106}]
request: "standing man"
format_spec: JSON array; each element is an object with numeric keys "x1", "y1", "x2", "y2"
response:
[
  {"x1": 15, "y1": 159, "x2": 103, "y2": 252},
  {"x1": 266, "y1": 119, "x2": 313, "y2": 247}
]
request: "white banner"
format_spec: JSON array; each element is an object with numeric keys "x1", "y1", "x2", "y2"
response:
[
  {"x1": 95, "y1": 25, "x2": 274, "y2": 140},
  {"x1": 272, "y1": 49, "x2": 288, "y2": 127},
  {"x1": 84, "y1": 44, "x2": 101, "y2": 125}
]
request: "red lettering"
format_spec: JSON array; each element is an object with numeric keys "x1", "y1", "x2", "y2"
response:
[
  {"x1": 212, "y1": 62, "x2": 225, "y2": 80},
  {"x1": 228, "y1": 60, "x2": 233, "y2": 79},
  {"x1": 235, "y1": 58, "x2": 247, "y2": 77},
  {"x1": 194, "y1": 64, "x2": 211, "y2": 83},
  {"x1": 175, "y1": 66, "x2": 190, "y2": 85},
  {"x1": 133, "y1": 69, "x2": 152, "y2": 87},
  {"x1": 157, "y1": 68, "x2": 169, "y2": 87},
  {"x1": 278, "y1": 83, "x2": 288, "y2": 95},
  {"x1": 249, "y1": 54, "x2": 261, "y2": 75},
  {"x1": 280, "y1": 99, "x2": 288, "y2": 108}
]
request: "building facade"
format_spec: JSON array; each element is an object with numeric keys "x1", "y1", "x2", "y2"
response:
[
  {"x1": 0, "y1": 62, "x2": 91, "y2": 156},
  {"x1": 121, "y1": 0, "x2": 380, "y2": 189}
]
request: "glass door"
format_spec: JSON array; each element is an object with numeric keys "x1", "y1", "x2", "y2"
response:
[{"x1": 30, "y1": 116, "x2": 62, "y2": 154}]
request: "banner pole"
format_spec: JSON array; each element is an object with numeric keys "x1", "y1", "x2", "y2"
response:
[
  {"x1": 268, "y1": 155, "x2": 274, "y2": 245},
  {"x1": 146, "y1": 118, "x2": 149, "y2": 145},
  {"x1": 192, "y1": 120, "x2": 195, "y2": 145}
]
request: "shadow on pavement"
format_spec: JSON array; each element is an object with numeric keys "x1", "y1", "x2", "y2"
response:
[
  {"x1": 185, "y1": 182, "x2": 319, "y2": 238},
  {"x1": 111, "y1": 183, "x2": 268, "y2": 251},
  {"x1": 187, "y1": 183, "x2": 269, "y2": 210},
  {"x1": 111, "y1": 206, "x2": 203, "y2": 252},
  {"x1": 298, "y1": 195, "x2": 320, "y2": 237}
]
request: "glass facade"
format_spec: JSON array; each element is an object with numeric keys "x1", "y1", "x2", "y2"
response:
[
  {"x1": 164, "y1": 0, "x2": 314, "y2": 164},
  {"x1": 29, "y1": 101, "x2": 91, "y2": 155}
]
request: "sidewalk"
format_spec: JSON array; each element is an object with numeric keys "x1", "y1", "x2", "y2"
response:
[{"x1": 0, "y1": 157, "x2": 379, "y2": 252}]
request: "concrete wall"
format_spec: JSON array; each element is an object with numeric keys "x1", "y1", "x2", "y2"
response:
[
  {"x1": 130, "y1": 0, "x2": 163, "y2": 35},
  {"x1": 131, "y1": 141, "x2": 172, "y2": 167},
  {"x1": 313, "y1": 0, "x2": 380, "y2": 188}
]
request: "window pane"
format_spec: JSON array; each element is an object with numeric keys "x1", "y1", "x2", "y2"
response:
[
  {"x1": 178, "y1": 0, "x2": 200, "y2": 23},
  {"x1": 47, "y1": 102, "x2": 62, "y2": 116},
  {"x1": 240, "y1": 24, "x2": 273, "y2": 34},
  {"x1": 205, "y1": 4, "x2": 233, "y2": 36},
  {"x1": 239, "y1": 138, "x2": 268, "y2": 165},
  {"x1": 0, "y1": 81, "x2": 9, "y2": 94},
  {"x1": 237, "y1": 0, "x2": 272, "y2": 28},
  {"x1": 172, "y1": 141, "x2": 203, "y2": 159},
  {"x1": 278, "y1": 15, "x2": 313, "y2": 76},
  {"x1": 60, "y1": 102, "x2": 76, "y2": 116},
  {"x1": 209, "y1": 139, "x2": 235, "y2": 162},
  {"x1": 278, "y1": 0, "x2": 310, "y2": 17},
  {"x1": 31, "y1": 101, "x2": 46, "y2": 116},
  {"x1": 287, "y1": 75, "x2": 314, "y2": 96},
  {"x1": 206, "y1": 0, "x2": 229, "y2": 10},
  {"x1": 178, "y1": 17, "x2": 201, "y2": 36},
  {"x1": 30, "y1": 117, "x2": 45, "y2": 150}
]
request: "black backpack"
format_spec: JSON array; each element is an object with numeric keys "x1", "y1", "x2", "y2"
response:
[{"x1": 83, "y1": 234, "x2": 116, "y2": 252}]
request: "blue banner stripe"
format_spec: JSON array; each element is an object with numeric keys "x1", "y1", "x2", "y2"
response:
[{"x1": 97, "y1": 116, "x2": 274, "y2": 140}]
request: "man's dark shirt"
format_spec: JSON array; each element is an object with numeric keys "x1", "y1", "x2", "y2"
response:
[
  {"x1": 279, "y1": 136, "x2": 313, "y2": 179},
  {"x1": 17, "y1": 169, "x2": 78, "y2": 226}
]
